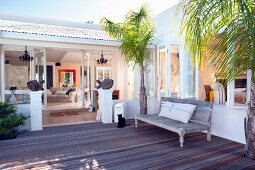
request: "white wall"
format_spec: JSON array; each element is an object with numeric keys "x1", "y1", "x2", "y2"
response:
[
  {"x1": 116, "y1": 55, "x2": 129, "y2": 99},
  {"x1": 212, "y1": 105, "x2": 246, "y2": 144},
  {"x1": 154, "y1": 4, "x2": 247, "y2": 144},
  {"x1": 17, "y1": 104, "x2": 31, "y2": 131},
  {"x1": 154, "y1": 4, "x2": 181, "y2": 43},
  {"x1": 134, "y1": 66, "x2": 140, "y2": 99},
  {"x1": 113, "y1": 99, "x2": 139, "y2": 119}
]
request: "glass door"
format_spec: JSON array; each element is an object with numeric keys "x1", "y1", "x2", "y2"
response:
[
  {"x1": 81, "y1": 53, "x2": 91, "y2": 108},
  {"x1": 158, "y1": 45, "x2": 167, "y2": 97},
  {"x1": 35, "y1": 50, "x2": 46, "y2": 107},
  {"x1": 170, "y1": 45, "x2": 180, "y2": 98}
]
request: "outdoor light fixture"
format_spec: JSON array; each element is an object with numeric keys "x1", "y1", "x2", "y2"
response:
[
  {"x1": 97, "y1": 50, "x2": 107, "y2": 64},
  {"x1": 19, "y1": 46, "x2": 33, "y2": 62}
]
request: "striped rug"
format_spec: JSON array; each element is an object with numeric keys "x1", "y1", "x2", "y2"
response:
[{"x1": 0, "y1": 121, "x2": 254, "y2": 170}]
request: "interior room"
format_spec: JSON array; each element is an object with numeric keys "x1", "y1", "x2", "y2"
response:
[
  {"x1": 2, "y1": 46, "x2": 134, "y2": 126},
  {"x1": 43, "y1": 49, "x2": 88, "y2": 110},
  {"x1": 199, "y1": 58, "x2": 247, "y2": 106}
]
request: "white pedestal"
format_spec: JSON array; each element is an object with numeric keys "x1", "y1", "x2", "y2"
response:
[
  {"x1": 98, "y1": 89, "x2": 113, "y2": 123},
  {"x1": 29, "y1": 91, "x2": 43, "y2": 131}
]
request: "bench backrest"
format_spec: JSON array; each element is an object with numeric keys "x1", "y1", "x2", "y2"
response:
[{"x1": 160, "y1": 97, "x2": 213, "y2": 126}]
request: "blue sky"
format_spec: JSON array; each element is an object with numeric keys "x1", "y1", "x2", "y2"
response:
[{"x1": 0, "y1": 0, "x2": 179, "y2": 23}]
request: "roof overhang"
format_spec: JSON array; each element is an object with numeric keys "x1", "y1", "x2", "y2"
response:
[{"x1": 0, "y1": 31, "x2": 156, "y2": 51}]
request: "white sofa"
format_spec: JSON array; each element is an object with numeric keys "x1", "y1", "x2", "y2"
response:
[{"x1": 47, "y1": 87, "x2": 78, "y2": 102}]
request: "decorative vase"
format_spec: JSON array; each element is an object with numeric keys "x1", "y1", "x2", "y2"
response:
[{"x1": 10, "y1": 90, "x2": 17, "y2": 103}]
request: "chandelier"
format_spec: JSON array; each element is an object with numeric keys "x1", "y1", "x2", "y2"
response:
[
  {"x1": 97, "y1": 50, "x2": 107, "y2": 64},
  {"x1": 19, "y1": 46, "x2": 33, "y2": 62}
]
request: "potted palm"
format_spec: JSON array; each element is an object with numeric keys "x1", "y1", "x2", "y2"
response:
[{"x1": 100, "y1": 5, "x2": 155, "y2": 114}]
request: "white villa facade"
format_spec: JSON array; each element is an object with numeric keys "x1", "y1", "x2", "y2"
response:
[
  {"x1": 0, "y1": 5, "x2": 248, "y2": 144},
  {"x1": 154, "y1": 4, "x2": 247, "y2": 144}
]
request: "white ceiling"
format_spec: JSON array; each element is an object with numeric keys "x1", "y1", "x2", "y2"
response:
[{"x1": 5, "y1": 49, "x2": 117, "y2": 63}]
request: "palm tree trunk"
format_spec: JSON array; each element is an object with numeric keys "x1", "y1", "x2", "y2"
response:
[
  {"x1": 140, "y1": 66, "x2": 147, "y2": 114},
  {"x1": 245, "y1": 71, "x2": 255, "y2": 159}
]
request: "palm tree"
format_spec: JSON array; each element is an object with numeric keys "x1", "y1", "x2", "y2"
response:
[
  {"x1": 179, "y1": 0, "x2": 255, "y2": 159},
  {"x1": 100, "y1": 5, "x2": 155, "y2": 114}
]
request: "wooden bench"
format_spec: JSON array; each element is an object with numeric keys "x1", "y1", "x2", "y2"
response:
[{"x1": 135, "y1": 97, "x2": 213, "y2": 147}]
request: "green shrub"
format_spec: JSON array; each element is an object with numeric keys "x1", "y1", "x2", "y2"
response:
[{"x1": 0, "y1": 102, "x2": 27, "y2": 140}]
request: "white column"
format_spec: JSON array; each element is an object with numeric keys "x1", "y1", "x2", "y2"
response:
[
  {"x1": 246, "y1": 69, "x2": 252, "y2": 103},
  {"x1": 134, "y1": 65, "x2": 140, "y2": 99},
  {"x1": 152, "y1": 50, "x2": 156, "y2": 97},
  {"x1": 111, "y1": 55, "x2": 117, "y2": 90},
  {"x1": 157, "y1": 46, "x2": 161, "y2": 99},
  {"x1": 30, "y1": 49, "x2": 35, "y2": 80},
  {"x1": 227, "y1": 80, "x2": 235, "y2": 108},
  {"x1": 1, "y1": 49, "x2": 5, "y2": 102},
  {"x1": 86, "y1": 52, "x2": 91, "y2": 106},
  {"x1": 32, "y1": 49, "x2": 35, "y2": 80},
  {"x1": 179, "y1": 45, "x2": 186, "y2": 99},
  {"x1": 166, "y1": 45, "x2": 171, "y2": 97},
  {"x1": 43, "y1": 49, "x2": 47, "y2": 110},
  {"x1": 30, "y1": 91, "x2": 43, "y2": 131},
  {"x1": 90, "y1": 53, "x2": 95, "y2": 107},
  {"x1": 81, "y1": 52, "x2": 85, "y2": 107},
  {"x1": 195, "y1": 55, "x2": 199, "y2": 100},
  {"x1": 98, "y1": 89, "x2": 113, "y2": 123}
]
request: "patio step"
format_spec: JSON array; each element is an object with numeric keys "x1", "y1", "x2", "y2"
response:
[{"x1": 44, "y1": 108, "x2": 89, "y2": 114}]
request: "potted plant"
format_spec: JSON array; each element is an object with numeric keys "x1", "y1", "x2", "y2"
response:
[{"x1": 0, "y1": 102, "x2": 28, "y2": 140}]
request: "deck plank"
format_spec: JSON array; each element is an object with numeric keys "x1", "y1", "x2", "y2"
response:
[{"x1": 0, "y1": 121, "x2": 253, "y2": 170}]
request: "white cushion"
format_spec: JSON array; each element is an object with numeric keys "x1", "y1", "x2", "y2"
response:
[
  {"x1": 159, "y1": 102, "x2": 196, "y2": 123},
  {"x1": 47, "y1": 89, "x2": 52, "y2": 95},
  {"x1": 174, "y1": 103, "x2": 196, "y2": 115},
  {"x1": 55, "y1": 90, "x2": 67, "y2": 95},
  {"x1": 160, "y1": 101, "x2": 175, "y2": 111}
]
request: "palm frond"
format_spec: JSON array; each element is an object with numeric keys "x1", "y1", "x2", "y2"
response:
[
  {"x1": 179, "y1": 0, "x2": 255, "y2": 83},
  {"x1": 100, "y1": 4, "x2": 155, "y2": 68}
]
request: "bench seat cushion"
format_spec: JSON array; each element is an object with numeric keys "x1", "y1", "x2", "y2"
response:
[{"x1": 136, "y1": 114, "x2": 208, "y2": 134}]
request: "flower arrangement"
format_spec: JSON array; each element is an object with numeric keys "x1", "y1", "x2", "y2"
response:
[{"x1": 9, "y1": 85, "x2": 17, "y2": 91}]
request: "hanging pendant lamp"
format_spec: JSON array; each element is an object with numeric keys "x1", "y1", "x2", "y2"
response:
[
  {"x1": 97, "y1": 50, "x2": 107, "y2": 64},
  {"x1": 19, "y1": 46, "x2": 33, "y2": 62}
]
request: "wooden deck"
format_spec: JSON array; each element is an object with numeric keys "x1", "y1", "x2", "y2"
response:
[{"x1": 0, "y1": 121, "x2": 254, "y2": 170}]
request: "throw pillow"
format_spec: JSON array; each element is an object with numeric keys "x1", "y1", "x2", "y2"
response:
[
  {"x1": 160, "y1": 101, "x2": 175, "y2": 112},
  {"x1": 159, "y1": 108, "x2": 192, "y2": 123},
  {"x1": 47, "y1": 89, "x2": 52, "y2": 95},
  {"x1": 159, "y1": 102, "x2": 196, "y2": 123},
  {"x1": 55, "y1": 90, "x2": 67, "y2": 95},
  {"x1": 66, "y1": 88, "x2": 76, "y2": 95},
  {"x1": 173, "y1": 103, "x2": 196, "y2": 115},
  {"x1": 50, "y1": 87, "x2": 63, "y2": 94}
]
